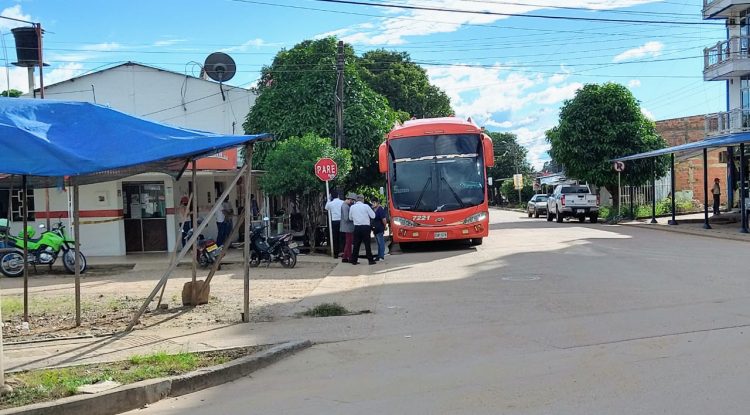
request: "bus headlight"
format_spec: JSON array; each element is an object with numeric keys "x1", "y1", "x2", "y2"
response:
[
  {"x1": 463, "y1": 212, "x2": 488, "y2": 224},
  {"x1": 392, "y1": 217, "x2": 417, "y2": 227}
]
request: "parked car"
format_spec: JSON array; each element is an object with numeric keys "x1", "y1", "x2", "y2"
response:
[
  {"x1": 547, "y1": 184, "x2": 599, "y2": 223},
  {"x1": 527, "y1": 194, "x2": 549, "y2": 218}
]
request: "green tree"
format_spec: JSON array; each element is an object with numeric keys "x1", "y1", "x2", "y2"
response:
[
  {"x1": 1, "y1": 89, "x2": 22, "y2": 97},
  {"x1": 487, "y1": 132, "x2": 532, "y2": 181},
  {"x1": 260, "y1": 133, "x2": 352, "y2": 247},
  {"x1": 500, "y1": 177, "x2": 535, "y2": 206},
  {"x1": 357, "y1": 50, "x2": 453, "y2": 119},
  {"x1": 244, "y1": 38, "x2": 397, "y2": 188},
  {"x1": 541, "y1": 158, "x2": 563, "y2": 174},
  {"x1": 546, "y1": 83, "x2": 667, "y2": 206}
]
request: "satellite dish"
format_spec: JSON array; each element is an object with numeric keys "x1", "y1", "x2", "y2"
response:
[{"x1": 204, "y1": 52, "x2": 236, "y2": 83}]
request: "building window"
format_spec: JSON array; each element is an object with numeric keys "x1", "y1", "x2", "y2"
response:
[{"x1": 0, "y1": 188, "x2": 35, "y2": 222}]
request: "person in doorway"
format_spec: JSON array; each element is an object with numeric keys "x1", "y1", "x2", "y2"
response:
[
  {"x1": 350, "y1": 194, "x2": 376, "y2": 265},
  {"x1": 371, "y1": 198, "x2": 388, "y2": 261},
  {"x1": 250, "y1": 194, "x2": 260, "y2": 219},
  {"x1": 712, "y1": 177, "x2": 722, "y2": 215},
  {"x1": 216, "y1": 199, "x2": 233, "y2": 247},
  {"x1": 340, "y1": 193, "x2": 356, "y2": 263},
  {"x1": 324, "y1": 191, "x2": 344, "y2": 258}
]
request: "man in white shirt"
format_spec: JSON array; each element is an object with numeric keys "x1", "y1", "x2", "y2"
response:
[
  {"x1": 324, "y1": 191, "x2": 344, "y2": 258},
  {"x1": 349, "y1": 194, "x2": 376, "y2": 265},
  {"x1": 216, "y1": 200, "x2": 233, "y2": 247}
]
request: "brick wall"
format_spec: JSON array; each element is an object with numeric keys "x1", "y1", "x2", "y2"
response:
[{"x1": 655, "y1": 115, "x2": 727, "y2": 206}]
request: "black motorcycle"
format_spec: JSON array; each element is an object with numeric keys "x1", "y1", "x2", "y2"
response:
[{"x1": 248, "y1": 225, "x2": 298, "y2": 268}]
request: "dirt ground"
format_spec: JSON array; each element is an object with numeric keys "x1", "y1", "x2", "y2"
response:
[{"x1": 0, "y1": 258, "x2": 335, "y2": 341}]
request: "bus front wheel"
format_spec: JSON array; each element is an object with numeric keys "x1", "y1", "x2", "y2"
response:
[{"x1": 470, "y1": 238, "x2": 483, "y2": 246}]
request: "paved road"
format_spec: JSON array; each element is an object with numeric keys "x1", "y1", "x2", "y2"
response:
[{"x1": 130, "y1": 209, "x2": 750, "y2": 414}]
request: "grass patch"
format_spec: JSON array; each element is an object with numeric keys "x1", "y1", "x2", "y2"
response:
[
  {"x1": 300, "y1": 302, "x2": 349, "y2": 317},
  {"x1": 0, "y1": 347, "x2": 266, "y2": 410},
  {"x1": 0, "y1": 295, "x2": 97, "y2": 319}
]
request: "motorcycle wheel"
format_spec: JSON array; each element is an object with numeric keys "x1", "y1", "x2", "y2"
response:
[
  {"x1": 62, "y1": 250, "x2": 87, "y2": 274},
  {"x1": 280, "y1": 246, "x2": 297, "y2": 269},
  {"x1": 0, "y1": 251, "x2": 24, "y2": 278},
  {"x1": 249, "y1": 251, "x2": 261, "y2": 268}
]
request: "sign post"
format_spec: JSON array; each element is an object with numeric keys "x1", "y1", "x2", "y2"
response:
[
  {"x1": 315, "y1": 158, "x2": 338, "y2": 258},
  {"x1": 613, "y1": 161, "x2": 625, "y2": 218}
]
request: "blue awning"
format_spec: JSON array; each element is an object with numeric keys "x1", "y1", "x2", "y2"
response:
[
  {"x1": 613, "y1": 132, "x2": 750, "y2": 162},
  {"x1": 0, "y1": 99, "x2": 270, "y2": 183}
]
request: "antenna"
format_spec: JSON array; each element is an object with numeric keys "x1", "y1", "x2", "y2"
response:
[{"x1": 203, "y1": 52, "x2": 236, "y2": 101}]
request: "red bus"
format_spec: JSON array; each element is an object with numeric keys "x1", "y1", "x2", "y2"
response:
[{"x1": 378, "y1": 117, "x2": 495, "y2": 246}]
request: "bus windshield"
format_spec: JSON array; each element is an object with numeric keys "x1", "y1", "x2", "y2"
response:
[{"x1": 389, "y1": 134, "x2": 485, "y2": 212}]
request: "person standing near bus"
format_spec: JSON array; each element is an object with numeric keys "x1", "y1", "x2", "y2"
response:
[
  {"x1": 371, "y1": 198, "x2": 387, "y2": 261},
  {"x1": 340, "y1": 193, "x2": 356, "y2": 263},
  {"x1": 349, "y1": 194, "x2": 376, "y2": 265},
  {"x1": 325, "y1": 191, "x2": 344, "y2": 258}
]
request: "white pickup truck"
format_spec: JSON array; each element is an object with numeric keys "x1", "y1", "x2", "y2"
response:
[{"x1": 546, "y1": 184, "x2": 599, "y2": 223}]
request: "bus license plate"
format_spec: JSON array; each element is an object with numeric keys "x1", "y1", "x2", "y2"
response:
[
  {"x1": 434, "y1": 232, "x2": 448, "y2": 239},
  {"x1": 206, "y1": 244, "x2": 218, "y2": 252}
]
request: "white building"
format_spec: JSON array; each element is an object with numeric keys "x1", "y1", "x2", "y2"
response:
[
  {"x1": 704, "y1": 2, "x2": 750, "y2": 135},
  {"x1": 2, "y1": 62, "x2": 264, "y2": 256}
]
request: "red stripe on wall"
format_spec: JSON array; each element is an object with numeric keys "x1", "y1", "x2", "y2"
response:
[{"x1": 35, "y1": 209, "x2": 124, "y2": 219}]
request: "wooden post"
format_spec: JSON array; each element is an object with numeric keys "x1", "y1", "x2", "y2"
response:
[
  {"x1": 74, "y1": 182, "x2": 81, "y2": 326},
  {"x1": 157, "y1": 192, "x2": 193, "y2": 307},
  {"x1": 703, "y1": 148, "x2": 712, "y2": 230},
  {"x1": 127, "y1": 163, "x2": 248, "y2": 331},
  {"x1": 243, "y1": 145, "x2": 253, "y2": 322},
  {"x1": 22, "y1": 175, "x2": 28, "y2": 323},
  {"x1": 191, "y1": 162, "x2": 198, "y2": 305}
]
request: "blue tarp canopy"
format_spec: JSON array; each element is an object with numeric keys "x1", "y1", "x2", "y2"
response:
[
  {"x1": 0, "y1": 99, "x2": 270, "y2": 184},
  {"x1": 613, "y1": 132, "x2": 750, "y2": 162}
]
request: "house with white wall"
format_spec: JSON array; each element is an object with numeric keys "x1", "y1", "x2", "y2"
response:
[{"x1": 5, "y1": 62, "x2": 264, "y2": 256}]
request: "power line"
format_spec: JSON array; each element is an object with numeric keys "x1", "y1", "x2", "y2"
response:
[{"x1": 311, "y1": 0, "x2": 721, "y2": 26}]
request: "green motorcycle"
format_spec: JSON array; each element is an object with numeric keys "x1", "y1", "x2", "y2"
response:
[{"x1": 0, "y1": 219, "x2": 87, "y2": 278}]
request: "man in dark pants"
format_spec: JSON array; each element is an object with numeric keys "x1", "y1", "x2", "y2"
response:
[
  {"x1": 324, "y1": 191, "x2": 344, "y2": 257},
  {"x1": 349, "y1": 194, "x2": 376, "y2": 265},
  {"x1": 712, "y1": 177, "x2": 721, "y2": 215}
]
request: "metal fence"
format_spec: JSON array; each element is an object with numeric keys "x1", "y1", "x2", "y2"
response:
[{"x1": 619, "y1": 175, "x2": 672, "y2": 207}]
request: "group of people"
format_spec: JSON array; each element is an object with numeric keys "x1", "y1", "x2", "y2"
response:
[
  {"x1": 325, "y1": 191, "x2": 388, "y2": 266},
  {"x1": 178, "y1": 195, "x2": 238, "y2": 249}
]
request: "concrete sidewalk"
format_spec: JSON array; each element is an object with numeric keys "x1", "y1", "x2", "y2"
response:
[
  {"x1": 2, "y1": 254, "x2": 378, "y2": 373},
  {"x1": 620, "y1": 211, "x2": 750, "y2": 243}
]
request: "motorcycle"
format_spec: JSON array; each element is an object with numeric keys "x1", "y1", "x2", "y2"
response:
[
  {"x1": 182, "y1": 226, "x2": 222, "y2": 269},
  {"x1": 0, "y1": 219, "x2": 87, "y2": 278},
  {"x1": 248, "y1": 224, "x2": 299, "y2": 268}
]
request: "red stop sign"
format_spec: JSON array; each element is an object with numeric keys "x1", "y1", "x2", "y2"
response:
[{"x1": 314, "y1": 158, "x2": 338, "y2": 181}]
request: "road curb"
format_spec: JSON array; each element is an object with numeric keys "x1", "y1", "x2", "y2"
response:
[
  {"x1": 622, "y1": 222, "x2": 750, "y2": 243},
  {"x1": 0, "y1": 340, "x2": 312, "y2": 415}
]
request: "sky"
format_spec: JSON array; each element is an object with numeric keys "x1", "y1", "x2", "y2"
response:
[{"x1": 0, "y1": 0, "x2": 728, "y2": 168}]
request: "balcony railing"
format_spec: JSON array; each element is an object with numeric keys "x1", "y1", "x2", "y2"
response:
[
  {"x1": 703, "y1": 37, "x2": 750, "y2": 71},
  {"x1": 703, "y1": 0, "x2": 719, "y2": 7},
  {"x1": 705, "y1": 109, "x2": 750, "y2": 136}
]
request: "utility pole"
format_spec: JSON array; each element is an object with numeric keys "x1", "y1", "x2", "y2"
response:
[{"x1": 335, "y1": 41, "x2": 345, "y2": 148}]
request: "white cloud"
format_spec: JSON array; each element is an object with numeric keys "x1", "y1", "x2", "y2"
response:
[
  {"x1": 0, "y1": 63, "x2": 84, "y2": 94},
  {"x1": 613, "y1": 41, "x2": 663, "y2": 62},
  {"x1": 641, "y1": 107, "x2": 655, "y2": 120},
  {"x1": 331, "y1": 0, "x2": 664, "y2": 45},
  {"x1": 0, "y1": 5, "x2": 32, "y2": 30},
  {"x1": 153, "y1": 38, "x2": 186, "y2": 47},
  {"x1": 81, "y1": 42, "x2": 122, "y2": 52},
  {"x1": 221, "y1": 38, "x2": 281, "y2": 52},
  {"x1": 527, "y1": 83, "x2": 582, "y2": 105},
  {"x1": 628, "y1": 79, "x2": 642, "y2": 88}
]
